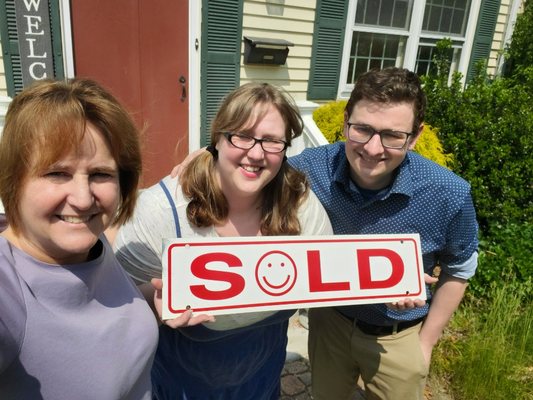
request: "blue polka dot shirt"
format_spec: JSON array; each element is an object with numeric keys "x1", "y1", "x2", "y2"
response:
[{"x1": 289, "y1": 142, "x2": 479, "y2": 325}]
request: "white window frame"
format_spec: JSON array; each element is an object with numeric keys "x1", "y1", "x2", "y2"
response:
[{"x1": 338, "y1": 0, "x2": 481, "y2": 98}]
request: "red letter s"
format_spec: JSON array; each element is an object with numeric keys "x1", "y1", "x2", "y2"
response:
[{"x1": 190, "y1": 253, "x2": 245, "y2": 300}]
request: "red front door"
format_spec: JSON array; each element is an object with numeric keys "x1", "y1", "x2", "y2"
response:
[{"x1": 71, "y1": 0, "x2": 189, "y2": 187}]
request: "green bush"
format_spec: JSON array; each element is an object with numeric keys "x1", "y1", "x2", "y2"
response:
[
  {"x1": 422, "y1": 39, "x2": 532, "y2": 298},
  {"x1": 312, "y1": 100, "x2": 347, "y2": 143},
  {"x1": 503, "y1": 0, "x2": 533, "y2": 77},
  {"x1": 413, "y1": 125, "x2": 454, "y2": 169},
  {"x1": 312, "y1": 102, "x2": 454, "y2": 168},
  {"x1": 422, "y1": 57, "x2": 533, "y2": 234},
  {"x1": 470, "y1": 222, "x2": 533, "y2": 299}
]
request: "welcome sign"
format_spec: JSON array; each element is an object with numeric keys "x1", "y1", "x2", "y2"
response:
[
  {"x1": 15, "y1": 0, "x2": 55, "y2": 86},
  {"x1": 162, "y1": 234, "x2": 426, "y2": 319}
]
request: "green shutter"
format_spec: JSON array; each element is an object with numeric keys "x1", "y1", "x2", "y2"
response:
[
  {"x1": 307, "y1": 0, "x2": 348, "y2": 100},
  {"x1": 466, "y1": 0, "x2": 501, "y2": 82},
  {"x1": 0, "y1": 0, "x2": 22, "y2": 96},
  {"x1": 0, "y1": 0, "x2": 63, "y2": 97},
  {"x1": 49, "y1": 0, "x2": 64, "y2": 79},
  {"x1": 200, "y1": 0, "x2": 243, "y2": 146}
]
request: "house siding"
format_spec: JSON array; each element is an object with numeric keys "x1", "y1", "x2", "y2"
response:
[
  {"x1": 240, "y1": 0, "x2": 317, "y2": 100},
  {"x1": 488, "y1": 0, "x2": 512, "y2": 75},
  {"x1": 489, "y1": 0, "x2": 524, "y2": 76},
  {"x1": 0, "y1": 36, "x2": 9, "y2": 134}
]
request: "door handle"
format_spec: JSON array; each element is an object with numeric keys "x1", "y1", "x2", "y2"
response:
[{"x1": 179, "y1": 75, "x2": 187, "y2": 102}]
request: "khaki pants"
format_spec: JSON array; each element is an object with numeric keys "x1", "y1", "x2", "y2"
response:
[{"x1": 308, "y1": 307, "x2": 428, "y2": 400}]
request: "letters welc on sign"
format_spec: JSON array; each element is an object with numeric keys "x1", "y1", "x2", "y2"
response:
[
  {"x1": 162, "y1": 234, "x2": 426, "y2": 319},
  {"x1": 15, "y1": 0, "x2": 55, "y2": 86}
]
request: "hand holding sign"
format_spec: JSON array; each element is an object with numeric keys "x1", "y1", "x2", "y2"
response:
[
  {"x1": 387, "y1": 273, "x2": 438, "y2": 310},
  {"x1": 151, "y1": 278, "x2": 215, "y2": 327}
]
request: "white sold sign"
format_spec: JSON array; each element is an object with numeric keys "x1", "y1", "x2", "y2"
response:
[{"x1": 162, "y1": 234, "x2": 425, "y2": 319}]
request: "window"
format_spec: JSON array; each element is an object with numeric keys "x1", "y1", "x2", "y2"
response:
[
  {"x1": 338, "y1": 0, "x2": 481, "y2": 97},
  {"x1": 347, "y1": 32, "x2": 405, "y2": 82},
  {"x1": 355, "y1": 0, "x2": 412, "y2": 29},
  {"x1": 422, "y1": 0, "x2": 469, "y2": 35},
  {"x1": 416, "y1": 39, "x2": 462, "y2": 76}
]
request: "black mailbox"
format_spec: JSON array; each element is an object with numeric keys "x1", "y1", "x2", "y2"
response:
[{"x1": 243, "y1": 36, "x2": 294, "y2": 65}]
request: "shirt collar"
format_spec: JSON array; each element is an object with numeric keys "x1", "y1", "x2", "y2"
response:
[{"x1": 390, "y1": 152, "x2": 414, "y2": 197}]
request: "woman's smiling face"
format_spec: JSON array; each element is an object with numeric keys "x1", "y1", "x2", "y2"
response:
[
  {"x1": 214, "y1": 103, "x2": 286, "y2": 202},
  {"x1": 14, "y1": 122, "x2": 120, "y2": 264}
]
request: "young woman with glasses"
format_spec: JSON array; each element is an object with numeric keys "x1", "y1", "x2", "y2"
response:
[{"x1": 114, "y1": 82, "x2": 333, "y2": 400}]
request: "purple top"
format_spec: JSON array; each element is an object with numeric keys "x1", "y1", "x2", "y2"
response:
[{"x1": 0, "y1": 217, "x2": 158, "y2": 399}]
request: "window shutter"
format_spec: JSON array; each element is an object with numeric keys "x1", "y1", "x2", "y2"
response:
[
  {"x1": 201, "y1": 0, "x2": 243, "y2": 146},
  {"x1": 0, "y1": 0, "x2": 63, "y2": 97},
  {"x1": 49, "y1": 0, "x2": 64, "y2": 80},
  {"x1": 307, "y1": 0, "x2": 348, "y2": 100},
  {"x1": 1, "y1": 0, "x2": 23, "y2": 96},
  {"x1": 466, "y1": 0, "x2": 501, "y2": 82}
]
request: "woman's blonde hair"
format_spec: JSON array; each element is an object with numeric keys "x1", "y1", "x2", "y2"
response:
[
  {"x1": 181, "y1": 82, "x2": 309, "y2": 235},
  {"x1": 0, "y1": 78, "x2": 142, "y2": 231}
]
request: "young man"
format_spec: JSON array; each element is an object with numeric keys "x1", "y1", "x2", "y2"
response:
[{"x1": 288, "y1": 67, "x2": 478, "y2": 400}]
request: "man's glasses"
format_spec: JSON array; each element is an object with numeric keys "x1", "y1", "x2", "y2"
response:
[
  {"x1": 346, "y1": 123, "x2": 413, "y2": 149},
  {"x1": 223, "y1": 132, "x2": 287, "y2": 153}
]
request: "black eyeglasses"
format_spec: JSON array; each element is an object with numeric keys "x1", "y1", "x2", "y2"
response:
[
  {"x1": 346, "y1": 123, "x2": 413, "y2": 149},
  {"x1": 223, "y1": 132, "x2": 288, "y2": 153}
]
